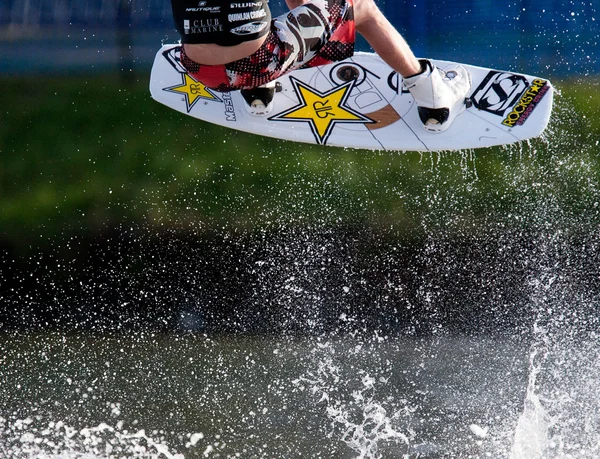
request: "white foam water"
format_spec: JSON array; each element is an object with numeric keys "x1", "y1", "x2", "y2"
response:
[
  {"x1": 0, "y1": 332, "x2": 597, "y2": 459},
  {"x1": 509, "y1": 336, "x2": 600, "y2": 459},
  {"x1": 0, "y1": 416, "x2": 193, "y2": 459},
  {"x1": 293, "y1": 341, "x2": 412, "y2": 459},
  {"x1": 510, "y1": 345, "x2": 551, "y2": 459}
]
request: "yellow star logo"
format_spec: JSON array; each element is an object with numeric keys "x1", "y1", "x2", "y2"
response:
[
  {"x1": 270, "y1": 77, "x2": 373, "y2": 145},
  {"x1": 164, "y1": 73, "x2": 220, "y2": 112}
]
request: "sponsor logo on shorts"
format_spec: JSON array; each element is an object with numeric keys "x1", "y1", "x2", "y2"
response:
[
  {"x1": 502, "y1": 79, "x2": 550, "y2": 127},
  {"x1": 228, "y1": 10, "x2": 267, "y2": 22},
  {"x1": 186, "y1": 2, "x2": 220, "y2": 13},
  {"x1": 231, "y1": 21, "x2": 268, "y2": 35},
  {"x1": 472, "y1": 71, "x2": 529, "y2": 116},
  {"x1": 231, "y1": 2, "x2": 264, "y2": 8},
  {"x1": 186, "y1": 18, "x2": 223, "y2": 34},
  {"x1": 186, "y1": 8, "x2": 220, "y2": 13}
]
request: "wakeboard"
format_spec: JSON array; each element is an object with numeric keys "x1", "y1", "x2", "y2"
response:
[{"x1": 150, "y1": 45, "x2": 553, "y2": 152}]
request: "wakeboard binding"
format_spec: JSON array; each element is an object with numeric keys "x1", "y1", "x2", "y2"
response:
[
  {"x1": 241, "y1": 81, "x2": 282, "y2": 116},
  {"x1": 403, "y1": 59, "x2": 472, "y2": 133}
]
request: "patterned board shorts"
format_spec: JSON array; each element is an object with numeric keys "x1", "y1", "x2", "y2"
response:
[{"x1": 180, "y1": 0, "x2": 355, "y2": 92}]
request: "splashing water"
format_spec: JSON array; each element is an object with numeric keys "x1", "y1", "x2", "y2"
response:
[
  {"x1": 293, "y1": 341, "x2": 412, "y2": 459},
  {"x1": 2, "y1": 81, "x2": 600, "y2": 459},
  {"x1": 510, "y1": 343, "x2": 551, "y2": 459},
  {"x1": 0, "y1": 416, "x2": 191, "y2": 458}
]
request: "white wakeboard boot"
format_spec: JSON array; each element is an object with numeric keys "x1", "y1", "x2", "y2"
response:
[
  {"x1": 403, "y1": 59, "x2": 472, "y2": 133},
  {"x1": 241, "y1": 80, "x2": 280, "y2": 116}
]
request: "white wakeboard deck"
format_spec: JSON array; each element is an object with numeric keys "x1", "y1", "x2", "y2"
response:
[{"x1": 150, "y1": 45, "x2": 553, "y2": 152}]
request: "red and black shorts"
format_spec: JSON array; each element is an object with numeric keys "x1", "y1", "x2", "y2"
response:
[{"x1": 180, "y1": 0, "x2": 356, "y2": 92}]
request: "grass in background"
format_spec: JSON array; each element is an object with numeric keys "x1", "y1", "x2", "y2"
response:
[{"x1": 1, "y1": 75, "x2": 599, "y2": 251}]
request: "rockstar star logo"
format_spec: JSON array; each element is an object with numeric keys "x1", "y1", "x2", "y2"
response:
[
  {"x1": 270, "y1": 77, "x2": 374, "y2": 145},
  {"x1": 163, "y1": 73, "x2": 220, "y2": 113}
]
